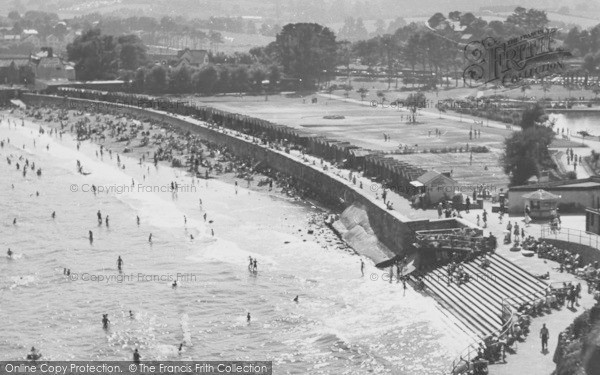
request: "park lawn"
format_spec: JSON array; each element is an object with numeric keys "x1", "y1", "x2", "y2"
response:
[{"x1": 187, "y1": 92, "x2": 516, "y2": 190}]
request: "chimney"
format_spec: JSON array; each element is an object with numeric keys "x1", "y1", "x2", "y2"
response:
[{"x1": 41, "y1": 46, "x2": 53, "y2": 58}]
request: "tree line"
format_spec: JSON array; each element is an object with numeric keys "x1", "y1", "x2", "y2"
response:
[
  {"x1": 68, "y1": 6, "x2": 598, "y2": 96},
  {"x1": 131, "y1": 64, "x2": 281, "y2": 95}
]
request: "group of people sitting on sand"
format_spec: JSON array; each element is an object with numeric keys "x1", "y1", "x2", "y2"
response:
[{"x1": 19, "y1": 105, "x2": 320, "y2": 203}]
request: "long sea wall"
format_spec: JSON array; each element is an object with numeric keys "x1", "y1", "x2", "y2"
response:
[{"x1": 20, "y1": 93, "x2": 467, "y2": 259}]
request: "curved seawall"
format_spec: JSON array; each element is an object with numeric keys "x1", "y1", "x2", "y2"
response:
[{"x1": 20, "y1": 93, "x2": 467, "y2": 260}]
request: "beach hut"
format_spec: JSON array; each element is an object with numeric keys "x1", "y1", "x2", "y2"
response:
[
  {"x1": 521, "y1": 189, "x2": 560, "y2": 219},
  {"x1": 410, "y1": 171, "x2": 457, "y2": 205}
]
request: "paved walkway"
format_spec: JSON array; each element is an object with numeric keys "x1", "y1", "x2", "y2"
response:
[{"x1": 550, "y1": 147, "x2": 592, "y2": 179}]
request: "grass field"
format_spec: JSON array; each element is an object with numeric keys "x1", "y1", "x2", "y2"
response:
[{"x1": 188, "y1": 90, "x2": 518, "y2": 189}]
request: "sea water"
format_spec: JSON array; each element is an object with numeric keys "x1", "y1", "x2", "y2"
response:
[{"x1": 0, "y1": 115, "x2": 470, "y2": 374}]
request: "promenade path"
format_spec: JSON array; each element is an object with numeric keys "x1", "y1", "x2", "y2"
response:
[{"x1": 550, "y1": 147, "x2": 592, "y2": 179}]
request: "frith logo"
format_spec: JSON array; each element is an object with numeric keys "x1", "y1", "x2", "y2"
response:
[{"x1": 463, "y1": 28, "x2": 572, "y2": 87}]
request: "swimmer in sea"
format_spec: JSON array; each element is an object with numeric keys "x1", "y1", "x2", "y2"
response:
[
  {"x1": 172, "y1": 280, "x2": 178, "y2": 288},
  {"x1": 184, "y1": 215, "x2": 187, "y2": 224},
  {"x1": 105, "y1": 215, "x2": 109, "y2": 227},
  {"x1": 248, "y1": 256, "x2": 253, "y2": 268},
  {"x1": 102, "y1": 314, "x2": 110, "y2": 329},
  {"x1": 97, "y1": 210, "x2": 102, "y2": 225},
  {"x1": 13, "y1": 218, "x2": 16, "y2": 225},
  {"x1": 360, "y1": 259, "x2": 365, "y2": 277},
  {"x1": 203, "y1": 213, "x2": 207, "y2": 222},
  {"x1": 136, "y1": 216, "x2": 140, "y2": 226},
  {"x1": 28, "y1": 346, "x2": 40, "y2": 360},
  {"x1": 7, "y1": 248, "x2": 13, "y2": 258},
  {"x1": 253, "y1": 259, "x2": 257, "y2": 271},
  {"x1": 211, "y1": 229, "x2": 214, "y2": 237},
  {"x1": 89, "y1": 230, "x2": 93, "y2": 244},
  {"x1": 133, "y1": 349, "x2": 140, "y2": 364},
  {"x1": 247, "y1": 313, "x2": 251, "y2": 322},
  {"x1": 190, "y1": 234, "x2": 194, "y2": 240},
  {"x1": 148, "y1": 233, "x2": 152, "y2": 243},
  {"x1": 117, "y1": 256, "x2": 123, "y2": 271},
  {"x1": 178, "y1": 343, "x2": 183, "y2": 354},
  {"x1": 129, "y1": 310, "x2": 134, "y2": 319},
  {"x1": 293, "y1": 295, "x2": 299, "y2": 303}
]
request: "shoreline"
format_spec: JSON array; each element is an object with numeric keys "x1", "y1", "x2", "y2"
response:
[{"x1": 5, "y1": 105, "x2": 360, "y2": 257}]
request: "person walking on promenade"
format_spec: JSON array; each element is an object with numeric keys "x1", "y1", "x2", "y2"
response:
[
  {"x1": 360, "y1": 259, "x2": 365, "y2": 277},
  {"x1": 465, "y1": 197, "x2": 470, "y2": 213},
  {"x1": 482, "y1": 210, "x2": 488, "y2": 228},
  {"x1": 540, "y1": 324, "x2": 549, "y2": 352},
  {"x1": 437, "y1": 203, "x2": 443, "y2": 219}
]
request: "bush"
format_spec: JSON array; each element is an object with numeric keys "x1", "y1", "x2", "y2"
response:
[{"x1": 471, "y1": 146, "x2": 490, "y2": 153}]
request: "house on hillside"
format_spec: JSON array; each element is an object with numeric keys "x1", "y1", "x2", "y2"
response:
[
  {"x1": 22, "y1": 35, "x2": 41, "y2": 49},
  {"x1": 30, "y1": 48, "x2": 75, "y2": 82},
  {"x1": 46, "y1": 34, "x2": 60, "y2": 49},
  {"x1": 176, "y1": 48, "x2": 209, "y2": 68},
  {"x1": 3, "y1": 34, "x2": 21, "y2": 42},
  {"x1": 22, "y1": 29, "x2": 38, "y2": 37},
  {"x1": 0, "y1": 55, "x2": 34, "y2": 85}
]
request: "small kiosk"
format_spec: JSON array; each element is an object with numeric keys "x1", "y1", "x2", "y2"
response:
[{"x1": 521, "y1": 189, "x2": 560, "y2": 220}]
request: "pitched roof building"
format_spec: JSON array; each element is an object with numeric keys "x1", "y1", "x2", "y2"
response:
[
  {"x1": 0, "y1": 55, "x2": 34, "y2": 85},
  {"x1": 176, "y1": 49, "x2": 209, "y2": 68}
]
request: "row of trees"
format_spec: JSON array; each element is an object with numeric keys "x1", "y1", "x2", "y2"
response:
[
  {"x1": 66, "y1": 7, "x2": 559, "y2": 91},
  {"x1": 67, "y1": 24, "x2": 332, "y2": 88},
  {"x1": 337, "y1": 17, "x2": 407, "y2": 42},
  {"x1": 130, "y1": 64, "x2": 281, "y2": 95},
  {"x1": 332, "y1": 7, "x2": 555, "y2": 90}
]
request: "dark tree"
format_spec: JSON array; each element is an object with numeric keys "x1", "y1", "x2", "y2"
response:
[
  {"x1": 117, "y1": 35, "x2": 147, "y2": 71},
  {"x1": 169, "y1": 65, "x2": 192, "y2": 93},
  {"x1": 273, "y1": 23, "x2": 337, "y2": 86},
  {"x1": 192, "y1": 65, "x2": 219, "y2": 95},
  {"x1": 502, "y1": 124, "x2": 556, "y2": 186},
  {"x1": 521, "y1": 102, "x2": 548, "y2": 129},
  {"x1": 145, "y1": 65, "x2": 167, "y2": 93},
  {"x1": 67, "y1": 29, "x2": 118, "y2": 80},
  {"x1": 428, "y1": 13, "x2": 446, "y2": 29},
  {"x1": 215, "y1": 67, "x2": 231, "y2": 94}
]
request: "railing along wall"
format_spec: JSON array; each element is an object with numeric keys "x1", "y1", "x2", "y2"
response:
[{"x1": 540, "y1": 225, "x2": 600, "y2": 251}]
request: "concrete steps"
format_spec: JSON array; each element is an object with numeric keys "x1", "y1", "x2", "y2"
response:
[{"x1": 413, "y1": 253, "x2": 548, "y2": 339}]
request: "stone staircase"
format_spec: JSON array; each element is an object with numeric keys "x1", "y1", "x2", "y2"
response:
[{"x1": 413, "y1": 253, "x2": 549, "y2": 340}]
